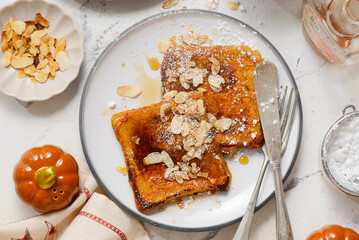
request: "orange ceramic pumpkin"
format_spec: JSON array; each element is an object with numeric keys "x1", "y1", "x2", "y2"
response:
[
  {"x1": 13, "y1": 145, "x2": 79, "y2": 213},
  {"x1": 307, "y1": 224, "x2": 359, "y2": 240}
]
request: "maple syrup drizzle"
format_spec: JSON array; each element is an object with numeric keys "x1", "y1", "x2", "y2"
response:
[
  {"x1": 176, "y1": 198, "x2": 185, "y2": 209},
  {"x1": 134, "y1": 62, "x2": 161, "y2": 107},
  {"x1": 239, "y1": 155, "x2": 249, "y2": 165},
  {"x1": 145, "y1": 54, "x2": 160, "y2": 71}
]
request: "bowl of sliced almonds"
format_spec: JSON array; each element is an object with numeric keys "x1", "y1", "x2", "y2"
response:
[{"x1": 0, "y1": 0, "x2": 83, "y2": 101}]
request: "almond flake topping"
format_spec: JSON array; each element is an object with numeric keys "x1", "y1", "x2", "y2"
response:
[
  {"x1": 116, "y1": 85, "x2": 142, "y2": 98},
  {"x1": 174, "y1": 91, "x2": 189, "y2": 104},
  {"x1": 214, "y1": 118, "x2": 232, "y2": 132},
  {"x1": 143, "y1": 151, "x2": 174, "y2": 168},
  {"x1": 1, "y1": 13, "x2": 69, "y2": 84},
  {"x1": 164, "y1": 162, "x2": 208, "y2": 184},
  {"x1": 151, "y1": 93, "x2": 217, "y2": 183},
  {"x1": 208, "y1": 74, "x2": 225, "y2": 92}
]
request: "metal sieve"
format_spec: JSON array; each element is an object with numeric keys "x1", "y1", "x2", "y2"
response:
[{"x1": 321, "y1": 104, "x2": 359, "y2": 197}]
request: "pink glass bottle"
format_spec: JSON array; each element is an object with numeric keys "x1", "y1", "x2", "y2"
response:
[{"x1": 302, "y1": 0, "x2": 359, "y2": 64}]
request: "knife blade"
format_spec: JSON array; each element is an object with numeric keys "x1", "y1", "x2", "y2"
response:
[
  {"x1": 253, "y1": 61, "x2": 293, "y2": 240},
  {"x1": 253, "y1": 61, "x2": 281, "y2": 165}
]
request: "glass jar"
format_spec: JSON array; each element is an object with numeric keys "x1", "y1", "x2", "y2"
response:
[{"x1": 301, "y1": 0, "x2": 359, "y2": 64}]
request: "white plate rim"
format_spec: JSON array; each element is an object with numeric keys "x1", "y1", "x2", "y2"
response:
[
  {"x1": 79, "y1": 9, "x2": 303, "y2": 232},
  {"x1": 0, "y1": 0, "x2": 84, "y2": 101}
]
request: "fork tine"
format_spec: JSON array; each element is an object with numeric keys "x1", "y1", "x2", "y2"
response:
[
  {"x1": 281, "y1": 90, "x2": 298, "y2": 153},
  {"x1": 278, "y1": 86, "x2": 288, "y2": 115},
  {"x1": 280, "y1": 88, "x2": 294, "y2": 136}
]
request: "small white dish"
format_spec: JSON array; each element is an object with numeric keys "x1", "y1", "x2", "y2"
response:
[{"x1": 0, "y1": 0, "x2": 84, "y2": 101}]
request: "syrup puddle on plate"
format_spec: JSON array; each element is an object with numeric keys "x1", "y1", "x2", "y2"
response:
[{"x1": 134, "y1": 62, "x2": 161, "y2": 107}]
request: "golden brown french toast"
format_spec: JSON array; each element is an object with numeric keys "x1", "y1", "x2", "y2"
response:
[
  {"x1": 111, "y1": 91, "x2": 231, "y2": 212},
  {"x1": 161, "y1": 45, "x2": 264, "y2": 150}
]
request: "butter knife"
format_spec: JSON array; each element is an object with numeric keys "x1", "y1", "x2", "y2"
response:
[{"x1": 253, "y1": 61, "x2": 293, "y2": 240}]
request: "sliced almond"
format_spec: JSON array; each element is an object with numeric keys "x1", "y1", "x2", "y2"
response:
[
  {"x1": 10, "y1": 55, "x2": 34, "y2": 69},
  {"x1": 29, "y1": 45, "x2": 39, "y2": 56},
  {"x1": 24, "y1": 64, "x2": 36, "y2": 75},
  {"x1": 18, "y1": 46, "x2": 26, "y2": 56},
  {"x1": 48, "y1": 36, "x2": 55, "y2": 47},
  {"x1": 31, "y1": 36, "x2": 41, "y2": 46},
  {"x1": 53, "y1": 61, "x2": 59, "y2": 71},
  {"x1": 33, "y1": 70, "x2": 48, "y2": 83},
  {"x1": 25, "y1": 20, "x2": 37, "y2": 25},
  {"x1": 162, "y1": 90, "x2": 178, "y2": 101},
  {"x1": 158, "y1": 40, "x2": 170, "y2": 53},
  {"x1": 30, "y1": 30, "x2": 47, "y2": 44},
  {"x1": 3, "y1": 22, "x2": 10, "y2": 32},
  {"x1": 49, "y1": 45, "x2": 55, "y2": 57},
  {"x1": 23, "y1": 25, "x2": 36, "y2": 38},
  {"x1": 55, "y1": 50, "x2": 69, "y2": 71},
  {"x1": 50, "y1": 68, "x2": 56, "y2": 77},
  {"x1": 11, "y1": 32, "x2": 20, "y2": 49},
  {"x1": 170, "y1": 115, "x2": 184, "y2": 134},
  {"x1": 10, "y1": 20, "x2": 26, "y2": 35},
  {"x1": 55, "y1": 38, "x2": 66, "y2": 52},
  {"x1": 36, "y1": 58, "x2": 48, "y2": 69},
  {"x1": 39, "y1": 42, "x2": 48, "y2": 56},
  {"x1": 15, "y1": 39, "x2": 23, "y2": 49},
  {"x1": 116, "y1": 85, "x2": 142, "y2": 98},
  {"x1": 35, "y1": 13, "x2": 49, "y2": 27},
  {"x1": 17, "y1": 70, "x2": 26, "y2": 78},
  {"x1": 6, "y1": 28, "x2": 13, "y2": 42},
  {"x1": 207, "y1": 113, "x2": 217, "y2": 126},
  {"x1": 41, "y1": 35, "x2": 50, "y2": 43},
  {"x1": 174, "y1": 92, "x2": 189, "y2": 104},
  {"x1": 2, "y1": 50, "x2": 11, "y2": 67},
  {"x1": 41, "y1": 65, "x2": 51, "y2": 75},
  {"x1": 115, "y1": 165, "x2": 128, "y2": 176},
  {"x1": 21, "y1": 35, "x2": 30, "y2": 48},
  {"x1": 161, "y1": 151, "x2": 174, "y2": 168},
  {"x1": 210, "y1": 57, "x2": 220, "y2": 75},
  {"x1": 47, "y1": 56, "x2": 54, "y2": 67},
  {"x1": 1, "y1": 40, "x2": 9, "y2": 52},
  {"x1": 160, "y1": 102, "x2": 171, "y2": 122},
  {"x1": 1, "y1": 31, "x2": 6, "y2": 42},
  {"x1": 214, "y1": 118, "x2": 232, "y2": 132},
  {"x1": 208, "y1": 74, "x2": 225, "y2": 92},
  {"x1": 143, "y1": 152, "x2": 163, "y2": 165}
]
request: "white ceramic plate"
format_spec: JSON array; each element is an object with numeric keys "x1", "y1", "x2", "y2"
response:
[
  {"x1": 0, "y1": 0, "x2": 83, "y2": 101},
  {"x1": 80, "y1": 10, "x2": 303, "y2": 231}
]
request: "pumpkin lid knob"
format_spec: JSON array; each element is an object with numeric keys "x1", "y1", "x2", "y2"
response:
[{"x1": 34, "y1": 166, "x2": 57, "y2": 189}]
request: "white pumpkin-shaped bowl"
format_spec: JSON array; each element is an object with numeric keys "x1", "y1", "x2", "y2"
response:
[{"x1": 0, "y1": 0, "x2": 84, "y2": 101}]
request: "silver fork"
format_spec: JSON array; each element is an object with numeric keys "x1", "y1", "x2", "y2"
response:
[{"x1": 233, "y1": 86, "x2": 298, "y2": 240}]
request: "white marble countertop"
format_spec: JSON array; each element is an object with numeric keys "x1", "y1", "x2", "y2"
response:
[{"x1": 1, "y1": 0, "x2": 359, "y2": 239}]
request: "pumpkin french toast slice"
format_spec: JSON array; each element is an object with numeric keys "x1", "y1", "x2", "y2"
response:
[
  {"x1": 111, "y1": 91, "x2": 231, "y2": 212},
  {"x1": 161, "y1": 45, "x2": 264, "y2": 153}
]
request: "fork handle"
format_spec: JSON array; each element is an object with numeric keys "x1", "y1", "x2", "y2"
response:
[
  {"x1": 272, "y1": 164, "x2": 293, "y2": 240},
  {"x1": 232, "y1": 157, "x2": 270, "y2": 240}
]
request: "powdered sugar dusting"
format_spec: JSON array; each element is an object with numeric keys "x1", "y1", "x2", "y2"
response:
[{"x1": 326, "y1": 116, "x2": 359, "y2": 192}]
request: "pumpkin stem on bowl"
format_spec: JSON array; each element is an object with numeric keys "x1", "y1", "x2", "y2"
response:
[{"x1": 34, "y1": 166, "x2": 57, "y2": 189}]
